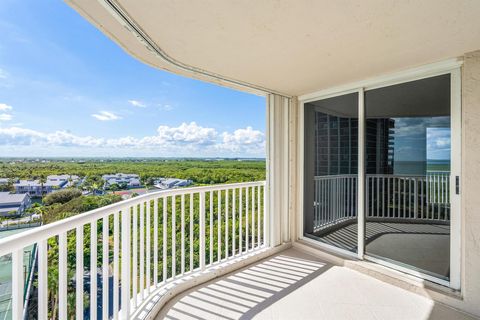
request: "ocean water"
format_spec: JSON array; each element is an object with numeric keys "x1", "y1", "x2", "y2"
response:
[{"x1": 394, "y1": 160, "x2": 450, "y2": 175}]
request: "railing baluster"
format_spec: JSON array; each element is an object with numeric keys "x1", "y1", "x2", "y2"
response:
[
  {"x1": 200, "y1": 191, "x2": 206, "y2": 270},
  {"x1": 403, "y1": 178, "x2": 406, "y2": 219},
  {"x1": 217, "y1": 189, "x2": 221, "y2": 261},
  {"x1": 189, "y1": 194, "x2": 193, "y2": 271},
  {"x1": 251, "y1": 186, "x2": 255, "y2": 249},
  {"x1": 102, "y1": 217, "x2": 109, "y2": 320},
  {"x1": 12, "y1": 249, "x2": 24, "y2": 320},
  {"x1": 121, "y1": 206, "x2": 131, "y2": 319},
  {"x1": 113, "y1": 212, "x2": 119, "y2": 319},
  {"x1": 154, "y1": 199, "x2": 158, "y2": 286},
  {"x1": 172, "y1": 195, "x2": 176, "y2": 278},
  {"x1": 408, "y1": 179, "x2": 412, "y2": 218},
  {"x1": 38, "y1": 239, "x2": 48, "y2": 320},
  {"x1": 163, "y1": 197, "x2": 167, "y2": 281},
  {"x1": 225, "y1": 189, "x2": 229, "y2": 259},
  {"x1": 368, "y1": 175, "x2": 370, "y2": 217},
  {"x1": 139, "y1": 202, "x2": 145, "y2": 300},
  {"x1": 181, "y1": 194, "x2": 185, "y2": 275},
  {"x1": 246, "y1": 187, "x2": 250, "y2": 251},
  {"x1": 146, "y1": 200, "x2": 151, "y2": 292},
  {"x1": 232, "y1": 188, "x2": 236, "y2": 255},
  {"x1": 76, "y1": 225, "x2": 84, "y2": 319},
  {"x1": 209, "y1": 191, "x2": 213, "y2": 264},
  {"x1": 60, "y1": 231, "x2": 68, "y2": 319},
  {"x1": 316, "y1": 180, "x2": 319, "y2": 226},
  {"x1": 239, "y1": 187, "x2": 243, "y2": 253},
  {"x1": 382, "y1": 177, "x2": 385, "y2": 218},
  {"x1": 387, "y1": 177, "x2": 390, "y2": 218},
  {"x1": 257, "y1": 185, "x2": 261, "y2": 247},
  {"x1": 263, "y1": 184, "x2": 267, "y2": 246},
  {"x1": 421, "y1": 177, "x2": 424, "y2": 219},
  {"x1": 132, "y1": 205, "x2": 138, "y2": 308},
  {"x1": 413, "y1": 178, "x2": 416, "y2": 218},
  {"x1": 346, "y1": 178, "x2": 350, "y2": 218}
]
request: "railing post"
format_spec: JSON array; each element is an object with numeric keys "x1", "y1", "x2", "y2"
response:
[
  {"x1": 59, "y1": 232, "x2": 68, "y2": 320},
  {"x1": 38, "y1": 239, "x2": 48, "y2": 320},
  {"x1": 90, "y1": 220, "x2": 97, "y2": 320},
  {"x1": 121, "y1": 206, "x2": 131, "y2": 319},
  {"x1": 102, "y1": 217, "x2": 109, "y2": 320},
  {"x1": 75, "y1": 225, "x2": 84, "y2": 320},
  {"x1": 414, "y1": 178, "x2": 418, "y2": 219},
  {"x1": 12, "y1": 249, "x2": 24, "y2": 320},
  {"x1": 199, "y1": 191, "x2": 206, "y2": 271}
]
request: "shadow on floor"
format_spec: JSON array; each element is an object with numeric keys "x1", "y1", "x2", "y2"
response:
[{"x1": 157, "y1": 250, "x2": 332, "y2": 320}]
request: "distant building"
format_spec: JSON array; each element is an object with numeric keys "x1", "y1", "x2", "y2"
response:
[
  {"x1": 46, "y1": 174, "x2": 80, "y2": 187},
  {"x1": 0, "y1": 192, "x2": 31, "y2": 217},
  {"x1": 154, "y1": 178, "x2": 193, "y2": 190},
  {"x1": 102, "y1": 173, "x2": 141, "y2": 188},
  {"x1": 13, "y1": 175, "x2": 80, "y2": 196}
]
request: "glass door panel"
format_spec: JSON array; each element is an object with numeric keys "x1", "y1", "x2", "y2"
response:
[
  {"x1": 304, "y1": 93, "x2": 359, "y2": 253},
  {"x1": 364, "y1": 74, "x2": 451, "y2": 280}
]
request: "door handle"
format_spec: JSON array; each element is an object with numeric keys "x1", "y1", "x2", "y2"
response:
[{"x1": 456, "y1": 176, "x2": 460, "y2": 195}]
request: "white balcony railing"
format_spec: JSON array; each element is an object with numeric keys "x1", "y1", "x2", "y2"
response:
[
  {"x1": 0, "y1": 181, "x2": 267, "y2": 320},
  {"x1": 313, "y1": 173, "x2": 450, "y2": 231}
]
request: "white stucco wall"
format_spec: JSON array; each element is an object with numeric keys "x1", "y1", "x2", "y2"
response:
[{"x1": 459, "y1": 50, "x2": 480, "y2": 316}]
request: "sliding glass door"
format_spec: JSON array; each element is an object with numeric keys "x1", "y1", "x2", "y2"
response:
[
  {"x1": 303, "y1": 70, "x2": 460, "y2": 285},
  {"x1": 364, "y1": 74, "x2": 452, "y2": 280},
  {"x1": 303, "y1": 93, "x2": 359, "y2": 253}
]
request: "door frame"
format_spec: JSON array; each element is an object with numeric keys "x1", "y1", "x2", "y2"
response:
[{"x1": 297, "y1": 58, "x2": 463, "y2": 289}]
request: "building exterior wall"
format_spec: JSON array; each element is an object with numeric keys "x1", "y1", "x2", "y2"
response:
[
  {"x1": 292, "y1": 52, "x2": 480, "y2": 317},
  {"x1": 458, "y1": 50, "x2": 480, "y2": 316}
]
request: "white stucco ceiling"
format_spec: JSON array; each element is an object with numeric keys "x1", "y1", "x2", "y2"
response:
[{"x1": 67, "y1": 0, "x2": 480, "y2": 96}]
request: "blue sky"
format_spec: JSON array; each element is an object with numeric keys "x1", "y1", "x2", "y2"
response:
[
  {"x1": 393, "y1": 117, "x2": 450, "y2": 162},
  {"x1": 0, "y1": 0, "x2": 266, "y2": 158}
]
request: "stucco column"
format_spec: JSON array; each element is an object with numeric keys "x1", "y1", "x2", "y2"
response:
[
  {"x1": 461, "y1": 50, "x2": 480, "y2": 317},
  {"x1": 266, "y1": 94, "x2": 291, "y2": 247}
]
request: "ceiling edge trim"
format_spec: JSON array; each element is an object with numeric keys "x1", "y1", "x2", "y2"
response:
[{"x1": 98, "y1": 0, "x2": 291, "y2": 98}]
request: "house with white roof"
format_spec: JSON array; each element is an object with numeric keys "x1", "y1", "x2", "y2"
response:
[
  {"x1": 13, "y1": 175, "x2": 80, "y2": 197},
  {"x1": 102, "y1": 173, "x2": 141, "y2": 188},
  {"x1": 0, "y1": 192, "x2": 31, "y2": 217}
]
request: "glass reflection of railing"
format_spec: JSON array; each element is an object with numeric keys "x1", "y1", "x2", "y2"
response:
[
  {"x1": 313, "y1": 175, "x2": 357, "y2": 231},
  {"x1": 313, "y1": 173, "x2": 450, "y2": 231},
  {"x1": 366, "y1": 174, "x2": 450, "y2": 221}
]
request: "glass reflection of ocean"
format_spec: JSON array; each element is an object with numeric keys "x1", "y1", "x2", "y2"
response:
[{"x1": 394, "y1": 160, "x2": 450, "y2": 175}]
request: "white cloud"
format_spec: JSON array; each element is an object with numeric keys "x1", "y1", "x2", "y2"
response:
[
  {"x1": 0, "y1": 123, "x2": 266, "y2": 157},
  {"x1": 220, "y1": 127, "x2": 265, "y2": 154},
  {"x1": 91, "y1": 111, "x2": 121, "y2": 121},
  {"x1": 0, "y1": 114, "x2": 12, "y2": 121},
  {"x1": 156, "y1": 122, "x2": 217, "y2": 144},
  {"x1": 128, "y1": 100, "x2": 146, "y2": 108},
  {"x1": 0, "y1": 103, "x2": 12, "y2": 111}
]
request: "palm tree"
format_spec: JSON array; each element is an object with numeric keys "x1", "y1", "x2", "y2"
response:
[
  {"x1": 38, "y1": 175, "x2": 47, "y2": 197},
  {"x1": 67, "y1": 175, "x2": 74, "y2": 188}
]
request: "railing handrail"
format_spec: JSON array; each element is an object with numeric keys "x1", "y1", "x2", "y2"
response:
[
  {"x1": 314, "y1": 174, "x2": 357, "y2": 179},
  {"x1": 0, "y1": 181, "x2": 266, "y2": 257},
  {"x1": 315, "y1": 173, "x2": 450, "y2": 178}
]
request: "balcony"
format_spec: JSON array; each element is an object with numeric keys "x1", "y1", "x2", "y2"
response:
[
  {"x1": 0, "y1": 181, "x2": 268, "y2": 319},
  {"x1": 0, "y1": 179, "x2": 473, "y2": 320}
]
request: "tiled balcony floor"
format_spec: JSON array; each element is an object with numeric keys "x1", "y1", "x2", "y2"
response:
[{"x1": 155, "y1": 248, "x2": 473, "y2": 320}]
